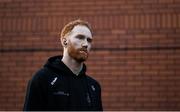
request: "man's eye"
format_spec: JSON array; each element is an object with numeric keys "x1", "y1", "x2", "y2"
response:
[
  {"x1": 76, "y1": 35, "x2": 85, "y2": 39},
  {"x1": 87, "y1": 38, "x2": 92, "y2": 43}
]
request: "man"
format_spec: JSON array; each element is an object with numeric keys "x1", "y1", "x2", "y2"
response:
[{"x1": 23, "y1": 19, "x2": 103, "y2": 111}]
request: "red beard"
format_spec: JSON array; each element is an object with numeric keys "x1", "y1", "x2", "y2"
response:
[{"x1": 68, "y1": 42, "x2": 88, "y2": 63}]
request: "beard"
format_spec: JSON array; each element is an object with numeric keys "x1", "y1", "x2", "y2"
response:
[{"x1": 68, "y1": 42, "x2": 89, "y2": 63}]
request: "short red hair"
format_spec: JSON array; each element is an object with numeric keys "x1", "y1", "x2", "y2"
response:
[{"x1": 60, "y1": 19, "x2": 92, "y2": 38}]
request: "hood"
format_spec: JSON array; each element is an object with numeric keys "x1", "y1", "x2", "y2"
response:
[{"x1": 44, "y1": 55, "x2": 87, "y2": 77}]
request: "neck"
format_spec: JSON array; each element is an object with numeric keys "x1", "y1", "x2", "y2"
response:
[{"x1": 61, "y1": 52, "x2": 83, "y2": 76}]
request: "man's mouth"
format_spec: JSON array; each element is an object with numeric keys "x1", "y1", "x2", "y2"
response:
[
  {"x1": 79, "y1": 49, "x2": 88, "y2": 55},
  {"x1": 79, "y1": 50, "x2": 88, "y2": 54}
]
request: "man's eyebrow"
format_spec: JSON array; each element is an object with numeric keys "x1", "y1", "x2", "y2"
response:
[
  {"x1": 75, "y1": 34, "x2": 85, "y2": 38},
  {"x1": 76, "y1": 34, "x2": 91, "y2": 38}
]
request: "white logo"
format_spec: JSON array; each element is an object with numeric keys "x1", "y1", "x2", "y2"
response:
[
  {"x1": 51, "y1": 77, "x2": 57, "y2": 85},
  {"x1": 91, "y1": 85, "x2": 95, "y2": 91},
  {"x1": 53, "y1": 91, "x2": 70, "y2": 96}
]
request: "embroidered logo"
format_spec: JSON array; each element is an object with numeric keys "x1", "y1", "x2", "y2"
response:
[
  {"x1": 51, "y1": 77, "x2": 57, "y2": 85},
  {"x1": 53, "y1": 91, "x2": 70, "y2": 96},
  {"x1": 91, "y1": 85, "x2": 96, "y2": 91},
  {"x1": 87, "y1": 93, "x2": 91, "y2": 104}
]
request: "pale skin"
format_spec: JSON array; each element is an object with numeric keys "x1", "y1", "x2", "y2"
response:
[{"x1": 61, "y1": 25, "x2": 93, "y2": 75}]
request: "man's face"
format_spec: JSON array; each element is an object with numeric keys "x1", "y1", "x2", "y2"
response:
[{"x1": 66, "y1": 25, "x2": 93, "y2": 63}]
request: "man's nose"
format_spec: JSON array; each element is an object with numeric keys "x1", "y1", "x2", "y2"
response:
[{"x1": 81, "y1": 40, "x2": 88, "y2": 48}]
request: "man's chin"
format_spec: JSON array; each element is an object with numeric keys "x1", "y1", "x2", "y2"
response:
[
  {"x1": 75, "y1": 55, "x2": 88, "y2": 63},
  {"x1": 68, "y1": 47, "x2": 88, "y2": 63}
]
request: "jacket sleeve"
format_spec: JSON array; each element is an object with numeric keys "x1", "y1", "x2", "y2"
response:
[
  {"x1": 97, "y1": 83, "x2": 103, "y2": 111},
  {"x1": 23, "y1": 72, "x2": 47, "y2": 111}
]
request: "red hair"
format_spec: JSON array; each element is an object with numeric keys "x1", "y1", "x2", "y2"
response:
[{"x1": 60, "y1": 19, "x2": 92, "y2": 38}]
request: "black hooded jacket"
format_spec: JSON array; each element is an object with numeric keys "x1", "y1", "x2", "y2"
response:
[{"x1": 23, "y1": 55, "x2": 103, "y2": 111}]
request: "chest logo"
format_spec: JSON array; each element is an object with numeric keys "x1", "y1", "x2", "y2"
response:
[
  {"x1": 53, "y1": 91, "x2": 70, "y2": 96},
  {"x1": 51, "y1": 77, "x2": 57, "y2": 85},
  {"x1": 91, "y1": 85, "x2": 96, "y2": 91}
]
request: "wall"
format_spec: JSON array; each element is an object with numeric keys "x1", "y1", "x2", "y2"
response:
[{"x1": 0, "y1": 0, "x2": 180, "y2": 110}]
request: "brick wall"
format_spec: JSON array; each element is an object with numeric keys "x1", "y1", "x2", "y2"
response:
[{"x1": 0, "y1": 0, "x2": 180, "y2": 110}]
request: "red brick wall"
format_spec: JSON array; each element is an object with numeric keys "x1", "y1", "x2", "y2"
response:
[{"x1": 0, "y1": 0, "x2": 180, "y2": 110}]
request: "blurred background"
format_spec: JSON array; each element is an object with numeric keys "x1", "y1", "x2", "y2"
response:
[{"x1": 0, "y1": 0, "x2": 180, "y2": 111}]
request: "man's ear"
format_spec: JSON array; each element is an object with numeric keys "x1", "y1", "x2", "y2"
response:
[{"x1": 61, "y1": 38, "x2": 68, "y2": 47}]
